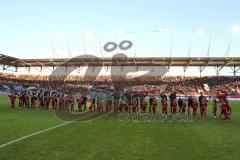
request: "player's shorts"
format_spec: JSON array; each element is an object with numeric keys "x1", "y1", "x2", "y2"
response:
[
  {"x1": 162, "y1": 106, "x2": 167, "y2": 113},
  {"x1": 142, "y1": 106, "x2": 147, "y2": 112},
  {"x1": 152, "y1": 106, "x2": 157, "y2": 112},
  {"x1": 172, "y1": 107, "x2": 177, "y2": 114},
  {"x1": 192, "y1": 107, "x2": 197, "y2": 112},
  {"x1": 181, "y1": 108, "x2": 186, "y2": 113},
  {"x1": 200, "y1": 107, "x2": 206, "y2": 112},
  {"x1": 124, "y1": 106, "x2": 129, "y2": 112},
  {"x1": 221, "y1": 108, "x2": 227, "y2": 114},
  {"x1": 132, "y1": 107, "x2": 137, "y2": 112}
]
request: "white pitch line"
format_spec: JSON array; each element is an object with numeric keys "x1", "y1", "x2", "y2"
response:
[
  {"x1": 0, "y1": 112, "x2": 96, "y2": 149},
  {"x1": 0, "y1": 121, "x2": 72, "y2": 149}
]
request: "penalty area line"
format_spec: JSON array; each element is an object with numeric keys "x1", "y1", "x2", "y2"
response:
[{"x1": 0, "y1": 111, "x2": 94, "y2": 149}]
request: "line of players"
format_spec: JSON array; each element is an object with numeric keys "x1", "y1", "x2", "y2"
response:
[
  {"x1": 8, "y1": 90, "x2": 231, "y2": 120},
  {"x1": 115, "y1": 92, "x2": 231, "y2": 120},
  {"x1": 8, "y1": 90, "x2": 114, "y2": 113},
  {"x1": 8, "y1": 91, "x2": 87, "y2": 112}
]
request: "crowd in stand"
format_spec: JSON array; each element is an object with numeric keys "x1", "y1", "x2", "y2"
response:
[{"x1": 1, "y1": 72, "x2": 240, "y2": 96}]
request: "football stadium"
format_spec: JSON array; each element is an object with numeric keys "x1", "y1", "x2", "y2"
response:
[{"x1": 1, "y1": 1, "x2": 240, "y2": 160}]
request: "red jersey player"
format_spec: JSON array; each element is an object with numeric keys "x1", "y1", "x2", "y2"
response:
[
  {"x1": 173, "y1": 99, "x2": 177, "y2": 115},
  {"x1": 25, "y1": 93, "x2": 30, "y2": 109},
  {"x1": 52, "y1": 94, "x2": 58, "y2": 110},
  {"x1": 45, "y1": 95, "x2": 51, "y2": 110},
  {"x1": 8, "y1": 92, "x2": 16, "y2": 108},
  {"x1": 17, "y1": 93, "x2": 23, "y2": 109},
  {"x1": 64, "y1": 95, "x2": 69, "y2": 111},
  {"x1": 170, "y1": 99, "x2": 177, "y2": 116},
  {"x1": 124, "y1": 99, "x2": 129, "y2": 113},
  {"x1": 131, "y1": 98, "x2": 138, "y2": 113},
  {"x1": 32, "y1": 94, "x2": 37, "y2": 109},
  {"x1": 59, "y1": 95, "x2": 64, "y2": 111},
  {"x1": 180, "y1": 99, "x2": 187, "y2": 118},
  {"x1": 169, "y1": 92, "x2": 177, "y2": 115},
  {"x1": 200, "y1": 97, "x2": 207, "y2": 118},
  {"x1": 220, "y1": 98, "x2": 231, "y2": 120},
  {"x1": 218, "y1": 90, "x2": 231, "y2": 120},
  {"x1": 141, "y1": 98, "x2": 147, "y2": 113},
  {"x1": 38, "y1": 95, "x2": 43, "y2": 110},
  {"x1": 161, "y1": 97, "x2": 168, "y2": 116},
  {"x1": 192, "y1": 98, "x2": 198, "y2": 117},
  {"x1": 152, "y1": 97, "x2": 157, "y2": 114}
]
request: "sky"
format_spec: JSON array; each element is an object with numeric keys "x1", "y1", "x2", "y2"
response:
[{"x1": 0, "y1": 0, "x2": 240, "y2": 76}]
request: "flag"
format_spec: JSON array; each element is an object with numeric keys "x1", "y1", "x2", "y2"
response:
[{"x1": 204, "y1": 84, "x2": 209, "y2": 91}]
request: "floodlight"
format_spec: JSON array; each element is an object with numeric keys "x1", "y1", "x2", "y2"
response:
[
  {"x1": 158, "y1": 28, "x2": 173, "y2": 32},
  {"x1": 231, "y1": 25, "x2": 240, "y2": 33},
  {"x1": 83, "y1": 32, "x2": 95, "y2": 40},
  {"x1": 188, "y1": 29, "x2": 211, "y2": 57},
  {"x1": 155, "y1": 28, "x2": 173, "y2": 56},
  {"x1": 117, "y1": 28, "x2": 125, "y2": 35},
  {"x1": 192, "y1": 29, "x2": 209, "y2": 35}
]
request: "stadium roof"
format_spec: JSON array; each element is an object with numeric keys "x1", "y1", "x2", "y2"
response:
[
  {"x1": 1, "y1": 53, "x2": 240, "y2": 68},
  {"x1": 0, "y1": 54, "x2": 19, "y2": 66}
]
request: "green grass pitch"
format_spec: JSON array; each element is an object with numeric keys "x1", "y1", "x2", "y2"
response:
[{"x1": 0, "y1": 96, "x2": 240, "y2": 160}]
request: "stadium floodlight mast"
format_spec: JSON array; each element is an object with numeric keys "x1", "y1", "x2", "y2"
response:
[
  {"x1": 225, "y1": 25, "x2": 240, "y2": 57},
  {"x1": 49, "y1": 32, "x2": 72, "y2": 59},
  {"x1": 155, "y1": 28, "x2": 173, "y2": 57},
  {"x1": 82, "y1": 32, "x2": 103, "y2": 58},
  {"x1": 188, "y1": 29, "x2": 211, "y2": 57},
  {"x1": 187, "y1": 29, "x2": 211, "y2": 77},
  {"x1": 226, "y1": 25, "x2": 240, "y2": 77},
  {"x1": 116, "y1": 29, "x2": 136, "y2": 57}
]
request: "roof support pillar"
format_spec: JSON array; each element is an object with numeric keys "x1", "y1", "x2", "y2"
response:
[
  {"x1": 230, "y1": 65, "x2": 240, "y2": 77},
  {"x1": 183, "y1": 66, "x2": 188, "y2": 77},
  {"x1": 214, "y1": 66, "x2": 224, "y2": 76},
  {"x1": 25, "y1": 66, "x2": 31, "y2": 72},
  {"x1": 199, "y1": 66, "x2": 206, "y2": 77}
]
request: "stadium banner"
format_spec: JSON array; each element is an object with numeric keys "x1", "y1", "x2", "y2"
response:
[{"x1": 0, "y1": 91, "x2": 11, "y2": 96}]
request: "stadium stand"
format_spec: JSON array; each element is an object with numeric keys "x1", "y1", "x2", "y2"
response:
[{"x1": 1, "y1": 72, "x2": 239, "y2": 97}]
